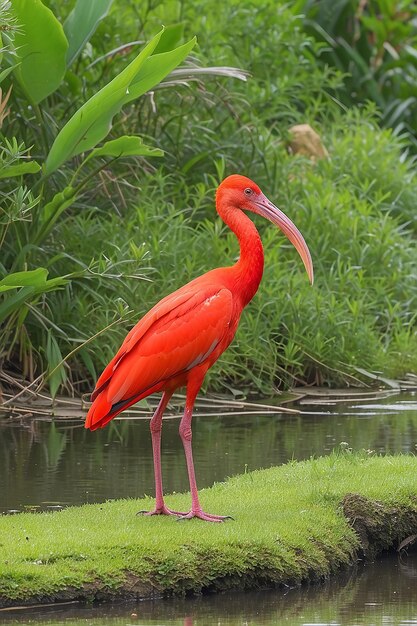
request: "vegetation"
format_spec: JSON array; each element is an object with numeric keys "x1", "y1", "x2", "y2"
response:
[
  {"x1": 298, "y1": 0, "x2": 417, "y2": 151},
  {"x1": 0, "y1": 0, "x2": 199, "y2": 396},
  {"x1": 0, "y1": 452, "x2": 416, "y2": 606},
  {"x1": 0, "y1": 0, "x2": 416, "y2": 397}
]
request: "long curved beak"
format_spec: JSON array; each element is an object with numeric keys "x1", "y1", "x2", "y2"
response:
[{"x1": 254, "y1": 194, "x2": 314, "y2": 284}]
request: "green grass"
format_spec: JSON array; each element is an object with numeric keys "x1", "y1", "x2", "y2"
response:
[{"x1": 0, "y1": 453, "x2": 416, "y2": 606}]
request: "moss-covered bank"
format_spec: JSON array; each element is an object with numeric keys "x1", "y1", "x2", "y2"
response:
[{"x1": 0, "y1": 453, "x2": 416, "y2": 608}]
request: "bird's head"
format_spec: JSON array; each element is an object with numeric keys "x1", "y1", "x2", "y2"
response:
[{"x1": 216, "y1": 174, "x2": 314, "y2": 284}]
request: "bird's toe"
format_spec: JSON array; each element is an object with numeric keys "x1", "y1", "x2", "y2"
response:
[
  {"x1": 137, "y1": 505, "x2": 187, "y2": 517},
  {"x1": 176, "y1": 510, "x2": 233, "y2": 522}
]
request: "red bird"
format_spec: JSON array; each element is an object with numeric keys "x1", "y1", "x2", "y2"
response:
[{"x1": 85, "y1": 175, "x2": 313, "y2": 521}]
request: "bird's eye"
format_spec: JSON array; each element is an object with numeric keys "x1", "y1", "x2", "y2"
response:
[{"x1": 244, "y1": 188, "x2": 253, "y2": 196}]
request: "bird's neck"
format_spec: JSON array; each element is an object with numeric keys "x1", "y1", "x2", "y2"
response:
[{"x1": 218, "y1": 203, "x2": 264, "y2": 307}]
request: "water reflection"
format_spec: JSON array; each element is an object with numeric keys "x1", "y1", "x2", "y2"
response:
[
  {"x1": 1, "y1": 553, "x2": 416, "y2": 625},
  {"x1": 1, "y1": 393, "x2": 417, "y2": 512}
]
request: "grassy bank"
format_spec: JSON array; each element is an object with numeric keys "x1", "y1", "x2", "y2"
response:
[{"x1": 0, "y1": 453, "x2": 416, "y2": 608}]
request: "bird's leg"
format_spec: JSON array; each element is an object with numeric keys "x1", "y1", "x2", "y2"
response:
[
  {"x1": 137, "y1": 391, "x2": 186, "y2": 517},
  {"x1": 177, "y1": 379, "x2": 232, "y2": 523}
]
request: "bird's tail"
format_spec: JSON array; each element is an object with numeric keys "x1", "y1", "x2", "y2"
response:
[
  {"x1": 85, "y1": 389, "x2": 150, "y2": 431},
  {"x1": 85, "y1": 392, "x2": 114, "y2": 431}
]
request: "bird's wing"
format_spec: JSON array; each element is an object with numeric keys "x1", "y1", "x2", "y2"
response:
[
  {"x1": 91, "y1": 284, "x2": 233, "y2": 403},
  {"x1": 91, "y1": 288, "x2": 195, "y2": 400}
]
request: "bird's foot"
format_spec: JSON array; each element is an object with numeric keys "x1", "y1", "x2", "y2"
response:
[
  {"x1": 176, "y1": 509, "x2": 233, "y2": 523},
  {"x1": 136, "y1": 505, "x2": 187, "y2": 517}
]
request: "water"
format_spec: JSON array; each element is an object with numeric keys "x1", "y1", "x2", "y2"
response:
[
  {"x1": 1, "y1": 391, "x2": 417, "y2": 624},
  {"x1": 1, "y1": 392, "x2": 417, "y2": 513}
]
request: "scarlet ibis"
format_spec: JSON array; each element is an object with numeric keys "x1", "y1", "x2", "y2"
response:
[{"x1": 85, "y1": 175, "x2": 313, "y2": 521}]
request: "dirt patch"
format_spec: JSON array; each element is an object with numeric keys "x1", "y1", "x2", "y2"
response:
[
  {"x1": 342, "y1": 493, "x2": 417, "y2": 559},
  {"x1": 0, "y1": 579, "x2": 160, "y2": 611}
]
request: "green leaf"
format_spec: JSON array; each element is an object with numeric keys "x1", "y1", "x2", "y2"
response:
[
  {"x1": 46, "y1": 331, "x2": 66, "y2": 399},
  {"x1": 79, "y1": 347, "x2": 96, "y2": 381},
  {"x1": 316, "y1": 0, "x2": 351, "y2": 32},
  {"x1": 40, "y1": 276, "x2": 69, "y2": 291},
  {"x1": 360, "y1": 15, "x2": 386, "y2": 43},
  {"x1": 0, "y1": 285, "x2": 35, "y2": 323},
  {"x1": 384, "y1": 97, "x2": 417, "y2": 128},
  {"x1": 0, "y1": 66, "x2": 15, "y2": 85},
  {"x1": 126, "y1": 37, "x2": 197, "y2": 103},
  {"x1": 0, "y1": 269, "x2": 67, "y2": 324},
  {"x1": 0, "y1": 268, "x2": 48, "y2": 290},
  {"x1": 336, "y1": 39, "x2": 383, "y2": 107},
  {"x1": 86, "y1": 135, "x2": 163, "y2": 163},
  {"x1": 0, "y1": 267, "x2": 67, "y2": 291},
  {"x1": 43, "y1": 29, "x2": 164, "y2": 176},
  {"x1": 0, "y1": 161, "x2": 41, "y2": 179},
  {"x1": 153, "y1": 23, "x2": 185, "y2": 55},
  {"x1": 64, "y1": 0, "x2": 114, "y2": 67},
  {"x1": 34, "y1": 186, "x2": 77, "y2": 245},
  {"x1": 11, "y1": 0, "x2": 68, "y2": 104},
  {"x1": 404, "y1": 45, "x2": 417, "y2": 65}
]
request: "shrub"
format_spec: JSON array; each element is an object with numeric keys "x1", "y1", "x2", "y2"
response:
[{"x1": 297, "y1": 0, "x2": 417, "y2": 151}]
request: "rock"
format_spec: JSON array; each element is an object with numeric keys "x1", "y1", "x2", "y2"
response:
[{"x1": 288, "y1": 124, "x2": 329, "y2": 160}]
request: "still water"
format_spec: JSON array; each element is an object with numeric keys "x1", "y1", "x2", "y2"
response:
[
  {"x1": 1, "y1": 392, "x2": 417, "y2": 513},
  {"x1": 0, "y1": 391, "x2": 417, "y2": 625}
]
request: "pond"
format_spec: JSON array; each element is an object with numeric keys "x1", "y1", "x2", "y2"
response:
[
  {"x1": 1, "y1": 391, "x2": 417, "y2": 513},
  {"x1": 0, "y1": 390, "x2": 417, "y2": 625}
]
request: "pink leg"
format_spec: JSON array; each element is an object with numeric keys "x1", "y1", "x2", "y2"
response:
[
  {"x1": 177, "y1": 379, "x2": 232, "y2": 523},
  {"x1": 137, "y1": 392, "x2": 186, "y2": 517}
]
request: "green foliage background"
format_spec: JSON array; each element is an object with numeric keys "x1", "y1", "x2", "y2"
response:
[
  {"x1": 1, "y1": 0, "x2": 417, "y2": 396},
  {"x1": 298, "y1": 0, "x2": 417, "y2": 151}
]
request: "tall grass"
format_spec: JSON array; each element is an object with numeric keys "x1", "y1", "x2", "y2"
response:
[
  {"x1": 2, "y1": 0, "x2": 417, "y2": 395},
  {"x1": 50, "y1": 107, "x2": 417, "y2": 393},
  {"x1": 297, "y1": 0, "x2": 417, "y2": 151}
]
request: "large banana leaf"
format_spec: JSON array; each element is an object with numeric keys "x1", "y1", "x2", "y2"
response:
[
  {"x1": 44, "y1": 31, "x2": 196, "y2": 176},
  {"x1": 11, "y1": 0, "x2": 68, "y2": 104},
  {"x1": 43, "y1": 30, "x2": 164, "y2": 176},
  {"x1": 64, "y1": 0, "x2": 114, "y2": 67}
]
